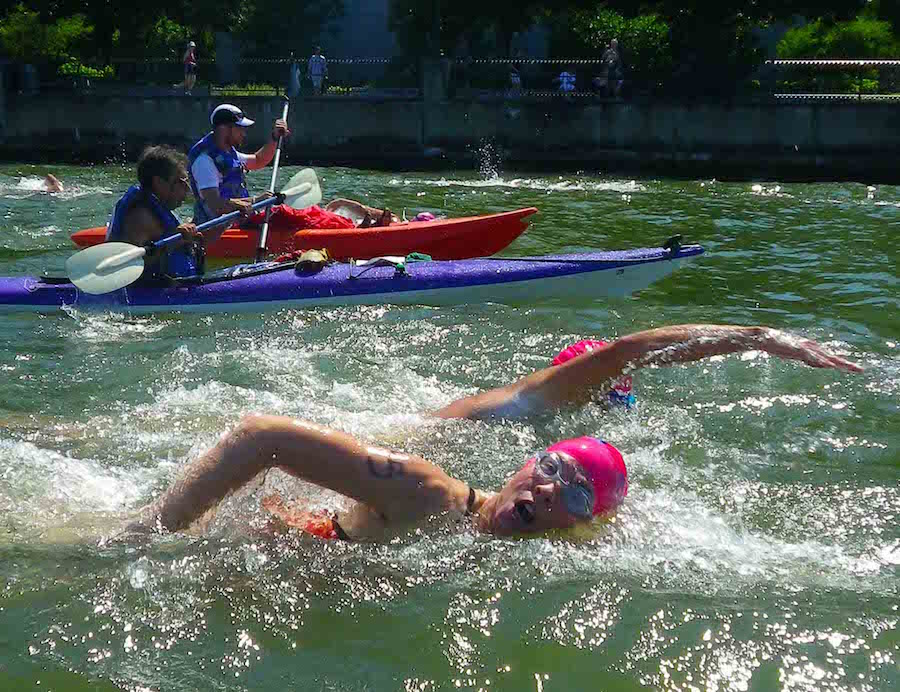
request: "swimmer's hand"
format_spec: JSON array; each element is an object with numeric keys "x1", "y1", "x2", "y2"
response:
[
  {"x1": 763, "y1": 328, "x2": 863, "y2": 373},
  {"x1": 262, "y1": 493, "x2": 341, "y2": 539}
]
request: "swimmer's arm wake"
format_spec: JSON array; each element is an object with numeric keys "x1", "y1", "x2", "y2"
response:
[
  {"x1": 432, "y1": 324, "x2": 861, "y2": 420},
  {"x1": 141, "y1": 415, "x2": 466, "y2": 532}
]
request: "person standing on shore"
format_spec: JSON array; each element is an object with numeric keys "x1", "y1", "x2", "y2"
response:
[
  {"x1": 307, "y1": 46, "x2": 328, "y2": 95},
  {"x1": 183, "y1": 40, "x2": 198, "y2": 94},
  {"x1": 186, "y1": 104, "x2": 290, "y2": 232},
  {"x1": 601, "y1": 38, "x2": 624, "y2": 97}
]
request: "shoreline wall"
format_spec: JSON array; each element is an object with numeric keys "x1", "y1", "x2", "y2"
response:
[{"x1": 3, "y1": 92, "x2": 900, "y2": 181}]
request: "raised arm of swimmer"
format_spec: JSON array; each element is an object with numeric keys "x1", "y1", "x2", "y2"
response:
[{"x1": 432, "y1": 324, "x2": 862, "y2": 420}]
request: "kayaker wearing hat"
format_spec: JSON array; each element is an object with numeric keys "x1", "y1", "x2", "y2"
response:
[
  {"x1": 105, "y1": 145, "x2": 203, "y2": 280},
  {"x1": 187, "y1": 104, "x2": 290, "y2": 240},
  {"x1": 134, "y1": 324, "x2": 861, "y2": 540}
]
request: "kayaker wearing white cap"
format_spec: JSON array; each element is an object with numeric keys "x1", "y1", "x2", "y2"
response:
[{"x1": 187, "y1": 104, "x2": 290, "y2": 239}]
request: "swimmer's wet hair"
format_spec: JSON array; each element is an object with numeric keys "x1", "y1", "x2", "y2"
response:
[{"x1": 137, "y1": 145, "x2": 188, "y2": 190}]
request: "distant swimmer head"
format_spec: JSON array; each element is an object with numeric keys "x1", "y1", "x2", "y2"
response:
[
  {"x1": 552, "y1": 339, "x2": 635, "y2": 407},
  {"x1": 488, "y1": 437, "x2": 627, "y2": 535}
]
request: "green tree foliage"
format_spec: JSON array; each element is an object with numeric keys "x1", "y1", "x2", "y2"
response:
[
  {"x1": 389, "y1": 0, "x2": 569, "y2": 57},
  {"x1": 778, "y1": 16, "x2": 900, "y2": 59},
  {"x1": 567, "y1": 9, "x2": 671, "y2": 91},
  {"x1": 776, "y1": 12, "x2": 900, "y2": 93},
  {"x1": 0, "y1": 4, "x2": 93, "y2": 62},
  {"x1": 237, "y1": 0, "x2": 345, "y2": 58},
  {"x1": 144, "y1": 16, "x2": 193, "y2": 58},
  {"x1": 553, "y1": 1, "x2": 869, "y2": 97}
]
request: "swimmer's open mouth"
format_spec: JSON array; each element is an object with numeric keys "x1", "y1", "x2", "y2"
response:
[{"x1": 515, "y1": 499, "x2": 535, "y2": 524}]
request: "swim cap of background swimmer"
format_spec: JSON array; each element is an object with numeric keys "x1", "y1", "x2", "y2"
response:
[
  {"x1": 552, "y1": 339, "x2": 634, "y2": 405},
  {"x1": 546, "y1": 437, "x2": 628, "y2": 515}
]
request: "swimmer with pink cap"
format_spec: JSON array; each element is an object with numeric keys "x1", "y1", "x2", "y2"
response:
[
  {"x1": 140, "y1": 324, "x2": 860, "y2": 540},
  {"x1": 552, "y1": 339, "x2": 636, "y2": 408},
  {"x1": 472, "y1": 436, "x2": 627, "y2": 535}
]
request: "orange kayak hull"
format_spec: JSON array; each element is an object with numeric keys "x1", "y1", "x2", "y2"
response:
[{"x1": 69, "y1": 208, "x2": 538, "y2": 260}]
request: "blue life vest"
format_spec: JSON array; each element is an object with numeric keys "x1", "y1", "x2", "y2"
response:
[
  {"x1": 187, "y1": 132, "x2": 249, "y2": 223},
  {"x1": 106, "y1": 185, "x2": 201, "y2": 279}
]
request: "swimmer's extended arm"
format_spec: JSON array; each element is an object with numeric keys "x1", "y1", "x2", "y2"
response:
[
  {"x1": 141, "y1": 415, "x2": 469, "y2": 533},
  {"x1": 433, "y1": 325, "x2": 862, "y2": 420}
]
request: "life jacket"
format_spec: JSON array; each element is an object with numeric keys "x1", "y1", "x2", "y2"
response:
[
  {"x1": 106, "y1": 185, "x2": 203, "y2": 279},
  {"x1": 187, "y1": 132, "x2": 249, "y2": 223}
]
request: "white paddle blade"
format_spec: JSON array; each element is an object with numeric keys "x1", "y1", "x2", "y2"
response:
[
  {"x1": 282, "y1": 168, "x2": 322, "y2": 209},
  {"x1": 66, "y1": 242, "x2": 147, "y2": 295}
]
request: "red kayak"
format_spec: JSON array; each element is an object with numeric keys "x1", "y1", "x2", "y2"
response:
[{"x1": 69, "y1": 207, "x2": 538, "y2": 260}]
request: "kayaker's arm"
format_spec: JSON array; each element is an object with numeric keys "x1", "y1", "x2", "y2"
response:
[
  {"x1": 432, "y1": 325, "x2": 862, "y2": 420},
  {"x1": 116, "y1": 206, "x2": 168, "y2": 247},
  {"x1": 114, "y1": 207, "x2": 197, "y2": 268},
  {"x1": 139, "y1": 415, "x2": 469, "y2": 533},
  {"x1": 196, "y1": 189, "x2": 255, "y2": 244},
  {"x1": 242, "y1": 119, "x2": 291, "y2": 171}
]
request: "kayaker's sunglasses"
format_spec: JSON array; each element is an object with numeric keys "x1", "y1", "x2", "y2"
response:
[{"x1": 533, "y1": 451, "x2": 594, "y2": 519}]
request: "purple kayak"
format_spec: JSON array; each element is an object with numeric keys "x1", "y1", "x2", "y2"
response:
[{"x1": 0, "y1": 243, "x2": 703, "y2": 314}]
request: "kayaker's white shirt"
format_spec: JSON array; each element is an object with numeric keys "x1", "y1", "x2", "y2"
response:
[{"x1": 191, "y1": 152, "x2": 252, "y2": 191}]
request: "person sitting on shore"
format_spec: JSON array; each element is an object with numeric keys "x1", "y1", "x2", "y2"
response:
[
  {"x1": 556, "y1": 67, "x2": 577, "y2": 93},
  {"x1": 105, "y1": 145, "x2": 205, "y2": 280},
  {"x1": 133, "y1": 324, "x2": 861, "y2": 540}
]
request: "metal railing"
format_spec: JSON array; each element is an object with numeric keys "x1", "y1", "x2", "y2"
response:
[
  {"x1": 766, "y1": 59, "x2": 900, "y2": 101},
  {"x1": 11, "y1": 56, "x2": 900, "y2": 104}
]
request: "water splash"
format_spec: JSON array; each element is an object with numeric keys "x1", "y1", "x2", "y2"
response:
[{"x1": 473, "y1": 138, "x2": 503, "y2": 180}]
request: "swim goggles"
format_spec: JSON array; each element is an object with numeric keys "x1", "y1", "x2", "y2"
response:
[{"x1": 533, "y1": 451, "x2": 595, "y2": 519}]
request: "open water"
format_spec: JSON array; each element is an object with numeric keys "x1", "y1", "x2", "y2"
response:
[{"x1": 0, "y1": 162, "x2": 897, "y2": 691}]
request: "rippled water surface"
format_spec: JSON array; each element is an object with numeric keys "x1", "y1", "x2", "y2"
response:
[{"x1": 0, "y1": 162, "x2": 898, "y2": 691}]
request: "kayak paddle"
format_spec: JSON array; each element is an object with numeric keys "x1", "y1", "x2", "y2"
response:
[
  {"x1": 66, "y1": 195, "x2": 281, "y2": 295},
  {"x1": 280, "y1": 168, "x2": 322, "y2": 210},
  {"x1": 257, "y1": 98, "x2": 290, "y2": 262}
]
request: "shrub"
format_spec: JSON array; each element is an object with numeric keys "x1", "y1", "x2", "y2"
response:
[{"x1": 58, "y1": 61, "x2": 114, "y2": 79}]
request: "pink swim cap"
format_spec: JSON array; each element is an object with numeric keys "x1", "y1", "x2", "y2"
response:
[
  {"x1": 414, "y1": 212, "x2": 436, "y2": 222},
  {"x1": 552, "y1": 339, "x2": 607, "y2": 366},
  {"x1": 552, "y1": 339, "x2": 633, "y2": 396},
  {"x1": 547, "y1": 436, "x2": 627, "y2": 515}
]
